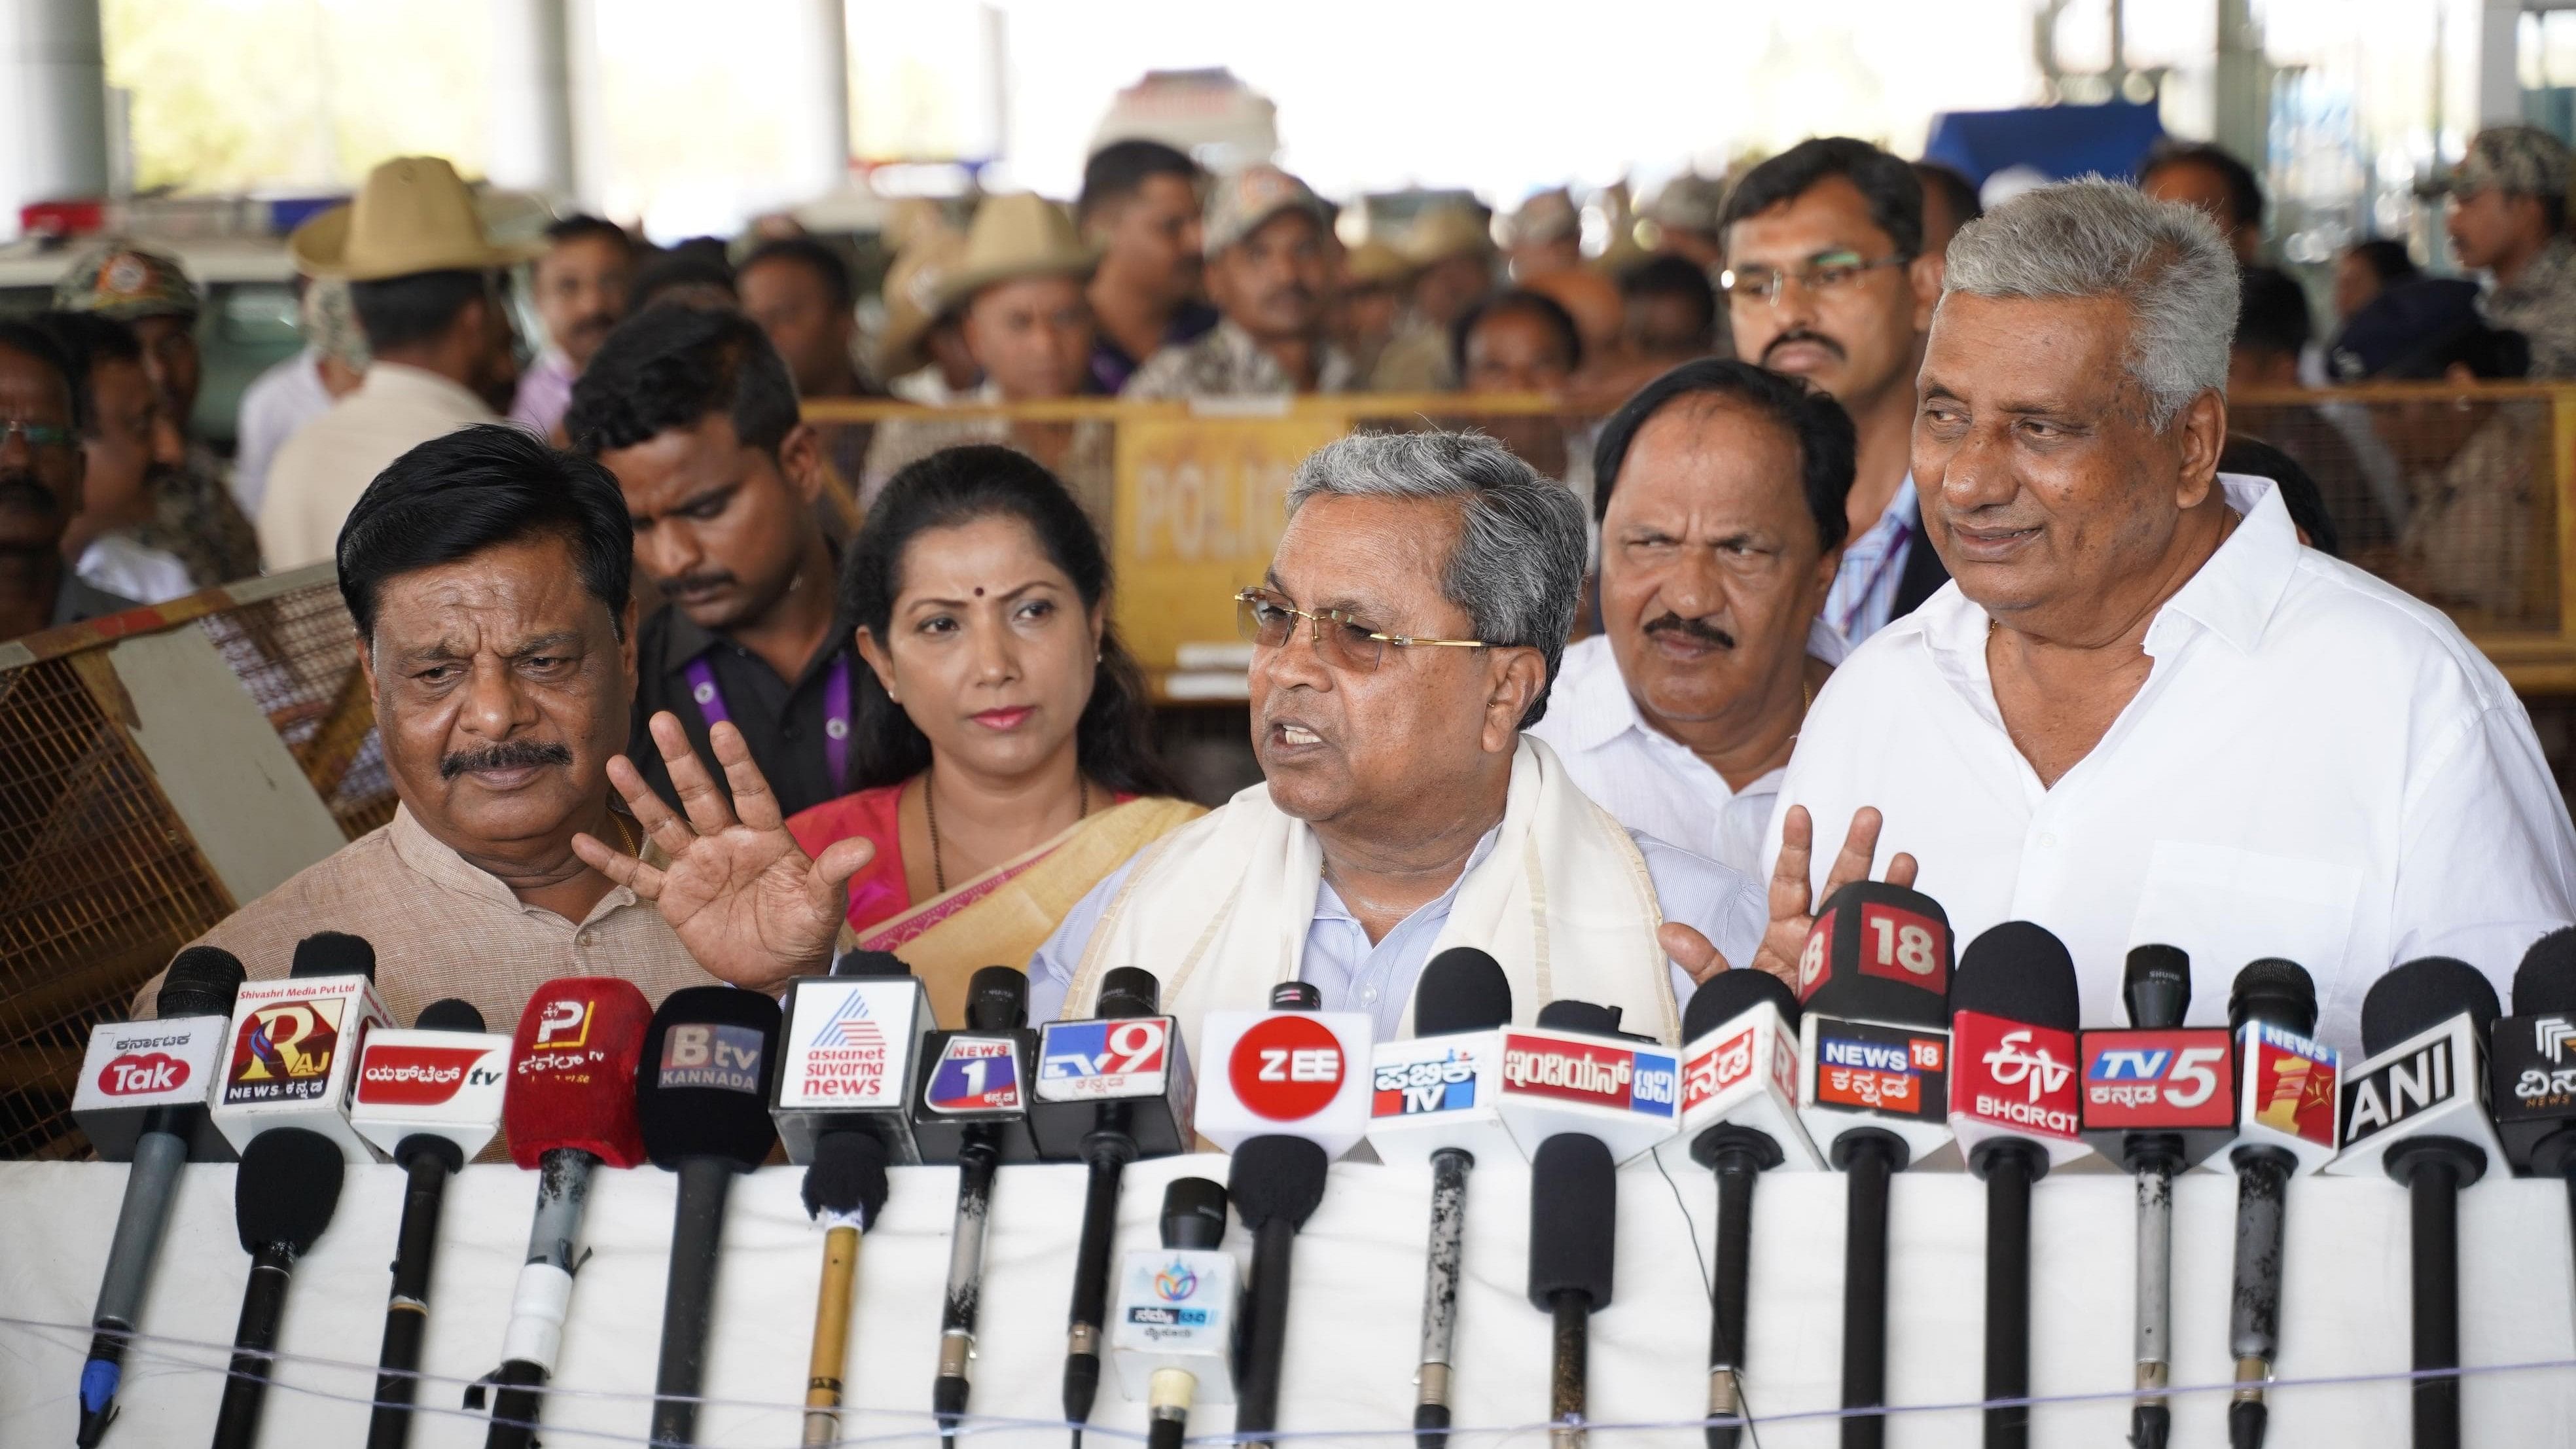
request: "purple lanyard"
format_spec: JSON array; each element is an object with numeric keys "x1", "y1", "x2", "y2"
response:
[{"x1": 685, "y1": 652, "x2": 853, "y2": 788}]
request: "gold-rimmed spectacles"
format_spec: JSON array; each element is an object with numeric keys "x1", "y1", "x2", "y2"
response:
[{"x1": 1234, "y1": 586, "x2": 1490, "y2": 673}]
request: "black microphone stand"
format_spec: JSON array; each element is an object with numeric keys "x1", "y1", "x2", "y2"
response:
[
  {"x1": 367, "y1": 1135, "x2": 463, "y2": 1448},
  {"x1": 1694, "y1": 1126, "x2": 1781, "y2": 1449},
  {"x1": 1833, "y1": 1128, "x2": 1906, "y2": 1449},
  {"x1": 2384, "y1": 1136, "x2": 2486, "y2": 1449}
]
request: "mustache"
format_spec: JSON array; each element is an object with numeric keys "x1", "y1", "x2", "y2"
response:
[
  {"x1": 1257, "y1": 283, "x2": 1315, "y2": 310},
  {"x1": 571, "y1": 312, "x2": 618, "y2": 337},
  {"x1": 1643, "y1": 613, "x2": 1735, "y2": 650},
  {"x1": 1761, "y1": 328, "x2": 1846, "y2": 365},
  {"x1": 662, "y1": 569, "x2": 737, "y2": 596},
  {"x1": 440, "y1": 739, "x2": 573, "y2": 780},
  {"x1": 0, "y1": 474, "x2": 60, "y2": 516}
]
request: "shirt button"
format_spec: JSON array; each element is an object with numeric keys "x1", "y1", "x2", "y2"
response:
[
  {"x1": 1361, "y1": 986, "x2": 1381, "y2": 1005},
  {"x1": 577, "y1": 931, "x2": 595, "y2": 947},
  {"x1": 781, "y1": 724, "x2": 800, "y2": 741},
  {"x1": 2037, "y1": 832, "x2": 2059, "y2": 851}
]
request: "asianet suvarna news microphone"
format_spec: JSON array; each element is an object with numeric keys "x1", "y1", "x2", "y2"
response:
[
  {"x1": 1363, "y1": 946, "x2": 1515, "y2": 1449},
  {"x1": 2493, "y1": 928, "x2": 2576, "y2": 1292},
  {"x1": 2077, "y1": 944, "x2": 2238, "y2": 1449},
  {"x1": 2323, "y1": 957, "x2": 2505, "y2": 1449},
  {"x1": 1664, "y1": 967, "x2": 1818, "y2": 1449},
  {"x1": 1031, "y1": 965, "x2": 1194, "y2": 1449},
  {"x1": 770, "y1": 949, "x2": 935, "y2": 1446},
  {"x1": 1946, "y1": 922, "x2": 2093, "y2": 1449},
  {"x1": 1107, "y1": 1175, "x2": 1237, "y2": 1449},
  {"x1": 1198, "y1": 980, "x2": 1374, "y2": 1449},
  {"x1": 347, "y1": 997, "x2": 507, "y2": 1449},
  {"x1": 1790, "y1": 880, "x2": 1954, "y2": 1449},
  {"x1": 2215, "y1": 958, "x2": 2341, "y2": 1449},
  {"x1": 68, "y1": 944, "x2": 247, "y2": 1448},
  {"x1": 480, "y1": 977, "x2": 652, "y2": 1449}
]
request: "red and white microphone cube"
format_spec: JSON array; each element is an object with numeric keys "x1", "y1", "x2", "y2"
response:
[
  {"x1": 2205, "y1": 1021, "x2": 2342, "y2": 1176},
  {"x1": 350, "y1": 1028, "x2": 511, "y2": 1161},
  {"x1": 1660, "y1": 1003, "x2": 1820, "y2": 1172},
  {"x1": 772, "y1": 976, "x2": 936, "y2": 1164},
  {"x1": 1948, "y1": 1012, "x2": 2095, "y2": 1170},
  {"x1": 1490, "y1": 1026, "x2": 1683, "y2": 1164},
  {"x1": 1195, "y1": 1007, "x2": 1374, "y2": 1156},
  {"x1": 1367, "y1": 1029, "x2": 1516, "y2": 1168},
  {"x1": 210, "y1": 973, "x2": 393, "y2": 1162},
  {"x1": 71, "y1": 1013, "x2": 236, "y2": 1162}
]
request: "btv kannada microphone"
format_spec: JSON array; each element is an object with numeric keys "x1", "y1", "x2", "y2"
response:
[
  {"x1": 914, "y1": 966, "x2": 1041, "y2": 1445},
  {"x1": 2492, "y1": 928, "x2": 2576, "y2": 1300}
]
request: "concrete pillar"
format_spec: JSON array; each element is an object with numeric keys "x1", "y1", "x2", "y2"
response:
[
  {"x1": 2211, "y1": 0, "x2": 2270, "y2": 174},
  {"x1": 0, "y1": 0, "x2": 110, "y2": 238},
  {"x1": 2475, "y1": 0, "x2": 2525, "y2": 127},
  {"x1": 780, "y1": 0, "x2": 851, "y2": 202},
  {"x1": 488, "y1": 0, "x2": 576, "y2": 199}
]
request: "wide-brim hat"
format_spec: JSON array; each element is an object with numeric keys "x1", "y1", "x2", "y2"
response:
[
  {"x1": 1342, "y1": 240, "x2": 1415, "y2": 289},
  {"x1": 934, "y1": 192, "x2": 1099, "y2": 313},
  {"x1": 874, "y1": 228, "x2": 971, "y2": 379},
  {"x1": 1399, "y1": 203, "x2": 1494, "y2": 267},
  {"x1": 289, "y1": 155, "x2": 544, "y2": 281}
]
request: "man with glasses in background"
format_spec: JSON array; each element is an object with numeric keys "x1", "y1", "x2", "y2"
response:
[
  {"x1": 1721, "y1": 137, "x2": 1948, "y2": 645},
  {"x1": 0, "y1": 323, "x2": 139, "y2": 639}
]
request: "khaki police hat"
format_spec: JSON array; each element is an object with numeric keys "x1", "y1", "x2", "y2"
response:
[
  {"x1": 2429, "y1": 125, "x2": 2574, "y2": 200},
  {"x1": 874, "y1": 228, "x2": 970, "y2": 379},
  {"x1": 289, "y1": 156, "x2": 543, "y2": 281},
  {"x1": 1399, "y1": 203, "x2": 1495, "y2": 266},
  {"x1": 53, "y1": 240, "x2": 200, "y2": 319},
  {"x1": 935, "y1": 193, "x2": 1099, "y2": 313},
  {"x1": 1204, "y1": 164, "x2": 1331, "y2": 256}
]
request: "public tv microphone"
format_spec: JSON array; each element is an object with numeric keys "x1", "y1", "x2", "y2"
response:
[
  {"x1": 481, "y1": 978, "x2": 652, "y2": 1449},
  {"x1": 920, "y1": 966, "x2": 1039, "y2": 1446},
  {"x1": 1109, "y1": 1176, "x2": 1238, "y2": 1449},
  {"x1": 352, "y1": 997, "x2": 505, "y2": 1449},
  {"x1": 1948, "y1": 922, "x2": 2090, "y2": 1449},
  {"x1": 1229, "y1": 1127, "x2": 1331, "y2": 1449},
  {"x1": 71, "y1": 945, "x2": 245, "y2": 1448},
  {"x1": 2494, "y1": 928, "x2": 2576, "y2": 1304},
  {"x1": 2218, "y1": 958, "x2": 2342, "y2": 1449},
  {"x1": 2324, "y1": 957, "x2": 2503, "y2": 1449},
  {"x1": 798, "y1": 1130, "x2": 891, "y2": 1448},
  {"x1": 209, "y1": 1126, "x2": 346, "y2": 1449},
  {"x1": 210, "y1": 931, "x2": 393, "y2": 1164}
]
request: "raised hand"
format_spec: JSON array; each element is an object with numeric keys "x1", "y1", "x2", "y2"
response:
[
  {"x1": 1746, "y1": 804, "x2": 1918, "y2": 989},
  {"x1": 571, "y1": 711, "x2": 874, "y2": 992}
]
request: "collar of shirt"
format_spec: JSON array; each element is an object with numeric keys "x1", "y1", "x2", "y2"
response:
[
  {"x1": 382, "y1": 800, "x2": 643, "y2": 927},
  {"x1": 1305, "y1": 826, "x2": 1501, "y2": 1033},
  {"x1": 358, "y1": 360, "x2": 501, "y2": 419},
  {"x1": 1552, "y1": 618, "x2": 1848, "y2": 757},
  {"x1": 655, "y1": 584, "x2": 850, "y2": 692},
  {"x1": 2492, "y1": 234, "x2": 2576, "y2": 307}
]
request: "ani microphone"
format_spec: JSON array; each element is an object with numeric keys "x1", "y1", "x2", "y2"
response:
[
  {"x1": 2492, "y1": 928, "x2": 2576, "y2": 1293},
  {"x1": 916, "y1": 966, "x2": 1041, "y2": 1444},
  {"x1": 209, "y1": 1127, "x2": 346, "y2": 1449}
]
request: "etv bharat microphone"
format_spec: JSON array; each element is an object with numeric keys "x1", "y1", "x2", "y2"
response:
[
  {"x1": 916, "y1": 966, "x2": 1042, "y2": 1443},
  {"x1": 1108, "y1": 1176, "x2": 1238, "y2": 1449},
  {"x1": 2493, "y1": 928, "x2": 2576, "y2": 1283},
  {"x1": 69, "y1": 944, "x2": 246, "y2": 1448}
]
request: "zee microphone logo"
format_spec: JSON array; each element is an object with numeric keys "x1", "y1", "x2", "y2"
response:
[{"x1": 1228, "y1": 1014, "x2": 1344, "y2": 1121}]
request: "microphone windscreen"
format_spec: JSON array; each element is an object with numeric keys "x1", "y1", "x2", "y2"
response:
[
  {"x1": 1099, "y1": 966, "x2": 1161, "y2": 1018},
  {"x1": 801, "y1": 1129, "x2": 891, "y2": 1226},
  {"x1": 832, "y1": 948, "x2": 909, "y2": 978},
  {"x1": 965, "y1": 966, "x2": 1029, "y2": 1031},
  {"x1": 2122, "y1": 944, "x2": 2192, "y2": 1030},
  {"x1": 1226, "y1": 1134, "x2": 1329, "y2": 1230},
  {"x1": 234, "y1": 1127, "x2": 346, "y2": 1253},
  {"x1": 291, "y1": 931, "x2": 376, "y2": 982},
  {"x1": 416, "y1": 998, "x2": 485, "y2": 1033},
  {"x1": 1801, "y1": 880, "x2": 1952, "y2": 1026},
  {"x1": 503, "y1": 977, "x2": 654, "y2": 1170},
  {"x1": 636, "y1": 985, "x2": 783, "y2": 1170},
  {"x1": 1160, "y1": 1175, "x2": 1230, "y2": 1250},
  {"x1": 1527, "y1": 1132, "x2": 1616, "y2": 1310},
  {"x1": 1416, "y1": 947, "x2": 1512, "y2": 1035},
  {"x1": 2513, "y1": 927, "x2": 2576, "y2": 1016},
  {"x1": 1952, "y1": 921, "x2": 2080, "y2": 1029},
  {"x1": 1683, "y1": 969, "x2": 1799, "y2": 1041},
  {"x1": 2227, "y1": 958, "x2": 2317, "y2": 1037},
  {"x1": 157, "y1": 946, "x2": 246, "y2": 1020},
  {"x1": 1535, "y1": 999, "x2": 1622, "y2": 1037},
  {"x1": 2361, "y1": 957, "x2": 2501, "y2": 1056}
]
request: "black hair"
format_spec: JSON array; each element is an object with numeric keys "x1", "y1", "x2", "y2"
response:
[
  {"x1": 1451, "y1": 288, "x2": 1584, "y2": 378},
  {"x1": 337, "y1": 423, "x2": 634, "y2": 645},
  {"x1": 25, "y1": 310, "x2": 140, "y2": 437},
  {"x1": 2234, "y1": 265, "x2": 2314, "y2": 359},
  {"x1": 2386, "y1": 321, "x2": 2531, "y2": 381},
  {"x1": 2218, "y1": 434, "x2": 2339, "y2": 558},
  {"x1": 565, "y1": 304, "x2": 800, "y2": 458},
  {"x1": 0, "y1": 320, "x2": 87, "y2": 435},
  {"x1": 1591, "y1": 357, "x2": 1857, "y2": 553},
  {"x1": 738, "y1": 238, "x2": 854, "y2": 312},
  {"x1": 1616, "y1": 254, "x2": 1717, "y2": 349},
  {"x1": 1913, "y1": 161, "x2": 1983, "y2": 233},
  {"x1": 1719, "y1": 137, "x2": 1923, "y2": 259},
  {"x1": 630, "y1": 253, "x2": 738, "y2": 312},
  {"x1": 2140, "y1": 141, "x2": 2266, "y2": 232},
  {"x1": 2545, "y1": 194, "x2": 2571, "y2": 236},
  {"x1": 543, "y1": 214, "x2": 634, "y2": 253},
  {"x1": 2346, "y1": 238, "x2": 2418, "y2": 287},
  {"x1": 839, "y1": 444, "x2": 1183, "y2": 798},
  {"x1": 350, "y1": 268, "x2": 496, "y2": 353},
  {"x1": 1079, "y1": 139, "x2": 1202, "y2": 224}
]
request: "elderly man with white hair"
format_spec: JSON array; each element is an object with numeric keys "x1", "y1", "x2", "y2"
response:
[{"x1": 1760, "y1": 179, "x2": 2576, "y2": 1054}]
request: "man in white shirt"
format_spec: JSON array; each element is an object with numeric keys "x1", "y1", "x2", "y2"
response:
[
  {"x1": 1530, "y1": 358, "x2": 1852, "y2": 876},
  {"x1": 1764, "y1": 179, "x2": 2576, "y2": 1054}
]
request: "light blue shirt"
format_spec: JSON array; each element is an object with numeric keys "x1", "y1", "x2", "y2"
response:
[
  {"x1": 1824, "y1": 473, "x2": 1920, "y2": 646},
  {"x1": 1026, "y1": 823, "x2": 1767, "y2": 1041}
]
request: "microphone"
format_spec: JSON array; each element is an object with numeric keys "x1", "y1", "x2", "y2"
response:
[
  {"x1": 796, "y1": 1130, "x2": 891, "y2": 1448},
  {"x1": 351, "y1": 998, "x2": 506, "y2": 1449},
  {"x1": 2077, "y1": 945, "x2": 2237, "y2": 1449},
  {"x1": 1228, "y1": 1129, "x2": 1331, "y2": 1449},
  {"x1": 2492, "y1": 928, "x2": 2576, "y2": 1310},
  {"x1": 1033, "y1": 965, "x2": 1196, "y2": 1449},
  {"x1": 1109, "y1": 1176, "x2": 1238, "y2": 1449},
  {"x1": 1365, "y1": 946, "x2": 1517, "y2": 1449},
  {"x1": 2217, "y1": 959, "x2": 2342, "y2": 1449},
  {"x1": 1948, "y1": 923, "x2": 2090, "y2": 1449},
  {"x1": 1670, "y1": 969, "x2": 1818, "y2": 1449},
  {"x1": 2323, "y1": 957, "x2": 2503, "y2": 1449},
  {"x1": 209, "y1": 1126, "x2": 346, "y2": 1449},
  {"x1": 918, "y1": 966, "x2": 1039, "y2": 1445},
  {"x1": 210, "y1": 931, "x2": 394, "y2": 1164},
  {"x1": 1791, "y1": 881, "x2": 1953, "y2": 1449},
  {"x1": 1529, "y1": 1130, "x2": 1615, "y2": 1449},
  {"x1": 70, "y1": 945, "x2": 246, "y2": 1448},
  {"x1": 481, "y1": 978, "x2": 653, "y2": 1449}
]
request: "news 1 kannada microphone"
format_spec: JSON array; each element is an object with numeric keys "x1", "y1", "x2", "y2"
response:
[
  {"x1": 2492, "y1": 928, "x2": 2576, "y2": 1293},
  {"x1": 209, "y1": 1125, "x2": 348, "y2": 1449},
  {"x1": 2077, "y1": 945, "x2": 2237, "y2": 1449},
  {"x1": 1109, "y1": 1176, "x2": 1238, "y2": 1449},
  {"x1": 69, "y1": 944, "x2": 246, "y2": 1448},
  {"x1": 2323, "y1": 957, "x2": 2505, "y2": 1449},
  {"x1": 1364, "y1": 946, "x2": 1514, "y2": 1449},
  {"x1": 1199, "y1": 980, "x2": 1374, "y2": 1449},
  {"x1": 1947, "y1": 923, "x2": 2093, "y2": 1449},
  {"x1": 1031, "y1": 965, "x2": 1195, "y2": 1449},
  {"x1": 209, "y1": 931, "x2": 395, "y2": 1164},
  {"x1": 2215, "y1": 959, "x2": 2342, "y2": 1449},
  {"x1": 479, "y1": 978, "x2": 652, "y2": 1449},
  {"x1": 349, "y1": 998, "x2": 509, "y2": 1449}
]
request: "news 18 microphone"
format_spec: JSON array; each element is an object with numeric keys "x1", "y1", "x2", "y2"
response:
[
  {"x1": 210, "y1": 1126, "x2": 347, "y2": 1449},
  {"x1": 1109, "y1": 1176, "x2": 1238, "y2": 1449},
  {"x1": 2077, "y1": 945, "x2": 2236, "y2": 1449},
  {"x1": 1365, "y1": 946, "x2": 1514, "y2": 1449},
  {"x1": 2492, "y1": 929, "x2": 2576, "y2": 1293},
  {"x1": 1033, "y1": 965, "x2": 1194, "y2": 1448},
  {"x1": 69, "y1": 945, "x2": 246, "y2": 1446},
  {"x1": 349, "y1": 999, "x2": 508, "y2": 1449},
  {"x1": 2323, "y1": 957, "x2": 2504, "y2": 1449},
  {"x1": 1790, "y1": 881, "x2": 1953, "y2": 1449},
  {"x1": 915, "y1": 966, "x2": 1041, "y2": 1444},
  {"x1": 2216, "y1": 959, "x2": 2342, "y2": 1449},
  {"x1": 209, "y1": 931, "x2": 394, "y2": 1164}
]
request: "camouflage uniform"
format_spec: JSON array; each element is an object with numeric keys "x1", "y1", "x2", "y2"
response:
[
  {"x1": 1123, "y1": 165, "x2": 1357, "y2": 400},
  {"x1": 2433, "y1": 126, "x2": 2576, "y2": 379}
]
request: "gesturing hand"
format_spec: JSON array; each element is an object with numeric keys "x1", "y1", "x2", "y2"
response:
[
  {"x1": 1747, "y1": 804, "x2": 1918, "y2": 990},
  {"x1": 571, "y1": 711, "x2": 874, "y2": 993}
]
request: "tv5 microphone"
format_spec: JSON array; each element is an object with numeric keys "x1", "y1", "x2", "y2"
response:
[
  {"x1": 210, "y1": 1126, "x2": 346, "y2": 1449},
  {"x1": 71, "y1": 944, "x2": 245, "y2": 1448},
  {"x1": 916, "y1": 966, "x2": 1040, "y2": 1445},
  {"x1": 2492, "y1": 929, "x2": 2576, "y2": 1295},
  {"x1": 1109, "y1": 1177, "x2": 1238, "y2": 1449},
  {"x1": 210, "y1": 931, "x2": 394, "y2": 1164}
]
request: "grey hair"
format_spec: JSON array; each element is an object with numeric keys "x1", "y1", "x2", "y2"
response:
[
  {"x1": 1284, "y1": 430, "x2": 1586, "y2": 728},
  {"x1": 1941, "y1": 177, "x2": 2239, "y2": 429}
]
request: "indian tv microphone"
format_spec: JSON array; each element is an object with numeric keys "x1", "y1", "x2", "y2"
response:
[
  {"x1": 1668, "y1": 968, "x2": 1819, "y2": 1449},
  {"x1": 2492, "y1": 928, "x2": 2576, "y2": 1293},
  {"x1": 2323, "y1": 957, "x2": 2503, "y2": 1449},
  {"x1": 1032, "y1": 965, "x2": 1195, "y2": 1449},
  {"x1": 69, "y1": 944, "x2": 246, "y2": 1448},
  {"x1": 1365, "y1": 946, "x2": 1515, "y2": 1449},
  {"x1": 916, "y1": 965, "x2": 1040, "y2": 1444},
  {"x1": 2077, "y1": 945, "x2": 2237, "y2": 1449},
  {"x1": 209, "y1": 1125, "x2": 346, "y2": 1449},
  {"x1": 1948, "y1": 922, "x2": 2092, "y2": 1449},
  {"x1": 1790, "y1": 880, "x2": 1953, "y2": 1449},
  {"x1": 350, "y1": 998, "x2": 508, "y2": 1449},
  {"x1": 1109, "y1": 1176, "x2": 1238, "y2": 1449},
  {"x1": 480, "y1": 978, "x2": 652, "y2": 1449},
  {"x1": 2215, "y1": 959, "x2": 2342, "y2": 1449},
  {"x1": 209, "y1": 930, "x2": 394, "y2": 1164}
]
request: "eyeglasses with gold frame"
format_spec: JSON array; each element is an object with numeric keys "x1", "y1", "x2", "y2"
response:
[{"x1": 1233, "y1": 586, "x2": 1491, "y2": 673}]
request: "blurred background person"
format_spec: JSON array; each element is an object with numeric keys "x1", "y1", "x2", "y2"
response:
[
  {"x1": 1331, "y1": 239, "x2": 1412, "y2": 385},
  {"x1": 2226, "y1": 264, "x2": 2373, "y2": 550},
  {"x1": 232, "y1": 277, "x2": 365, "y2": 524},
  {"x1": 512, "y1": 215, "x2": 637, "y2": 441},
  {"x1": 0, "y1": 323, "x2": 135, "y2": 638},
  {"x1": 2228, "y1": 264, "x2": 2316, "y2": 390},
  {"x1": 629, "y1": 249, "x2": 739, "y2": 313},
  {"x1": 1079, "y1": 139, "x2": 1217, "y2": 395},
  {"x1": 2436, "y1": 124, "x2": 2576, "y2": 378},
  {"x1": 1503, "y1": 186, "x2": 1583, "y2": 279},
  {"x1": 739, "y1": 236, "x2": 874, "y2": 482},
  {"x1": 1643, "y1": 173, "x2": 1729, "y2": 274},
  {"x1": 2221, "y1": 433, "x2": 2342, "y2": 557},
  {"x1": 1126, "y1": 164, "x2": 1352, "y2": 397},
  {"x1": 1523, "y1": 264, "x2": 1626, "y2": 382},
  {"x1": 875, "y1": 227, "x2": 978, "y2": 405},
  {"x1": 1912, "y1": 160, "x2": 1983, "y2": 281},
  {"x1": 1454, "y1": 287, "x2": 1587, "y2": 499},
  {"x1": 2334, "y1": 238, "x2": 2418, "y2": 325},
  {"x1": 30, "y1": 312, "x2": 193, "y2": 603},
  {"x1": 1367, "y1": 201, "x2": 1496, "y2": 393},
  {"x1": 2138, "y1": 138, "x2": 2266, "y2": 263},
  {"x1": 1618, "y1": 253, "x2": 1720, "y2": 368}
]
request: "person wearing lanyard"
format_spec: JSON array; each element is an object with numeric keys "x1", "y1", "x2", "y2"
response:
[{"x1": 565, "y1": 303, "x2": 859, "y2": 818}]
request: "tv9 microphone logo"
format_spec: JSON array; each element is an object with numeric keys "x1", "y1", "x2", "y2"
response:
[{"x1": 1228, "y1": 1014, "x2": 1344, "y2": 1121}]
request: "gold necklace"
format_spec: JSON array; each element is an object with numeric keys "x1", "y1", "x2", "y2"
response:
[{"x1": 924, "y1": 772, "x2": 1089, "y2": 894}]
